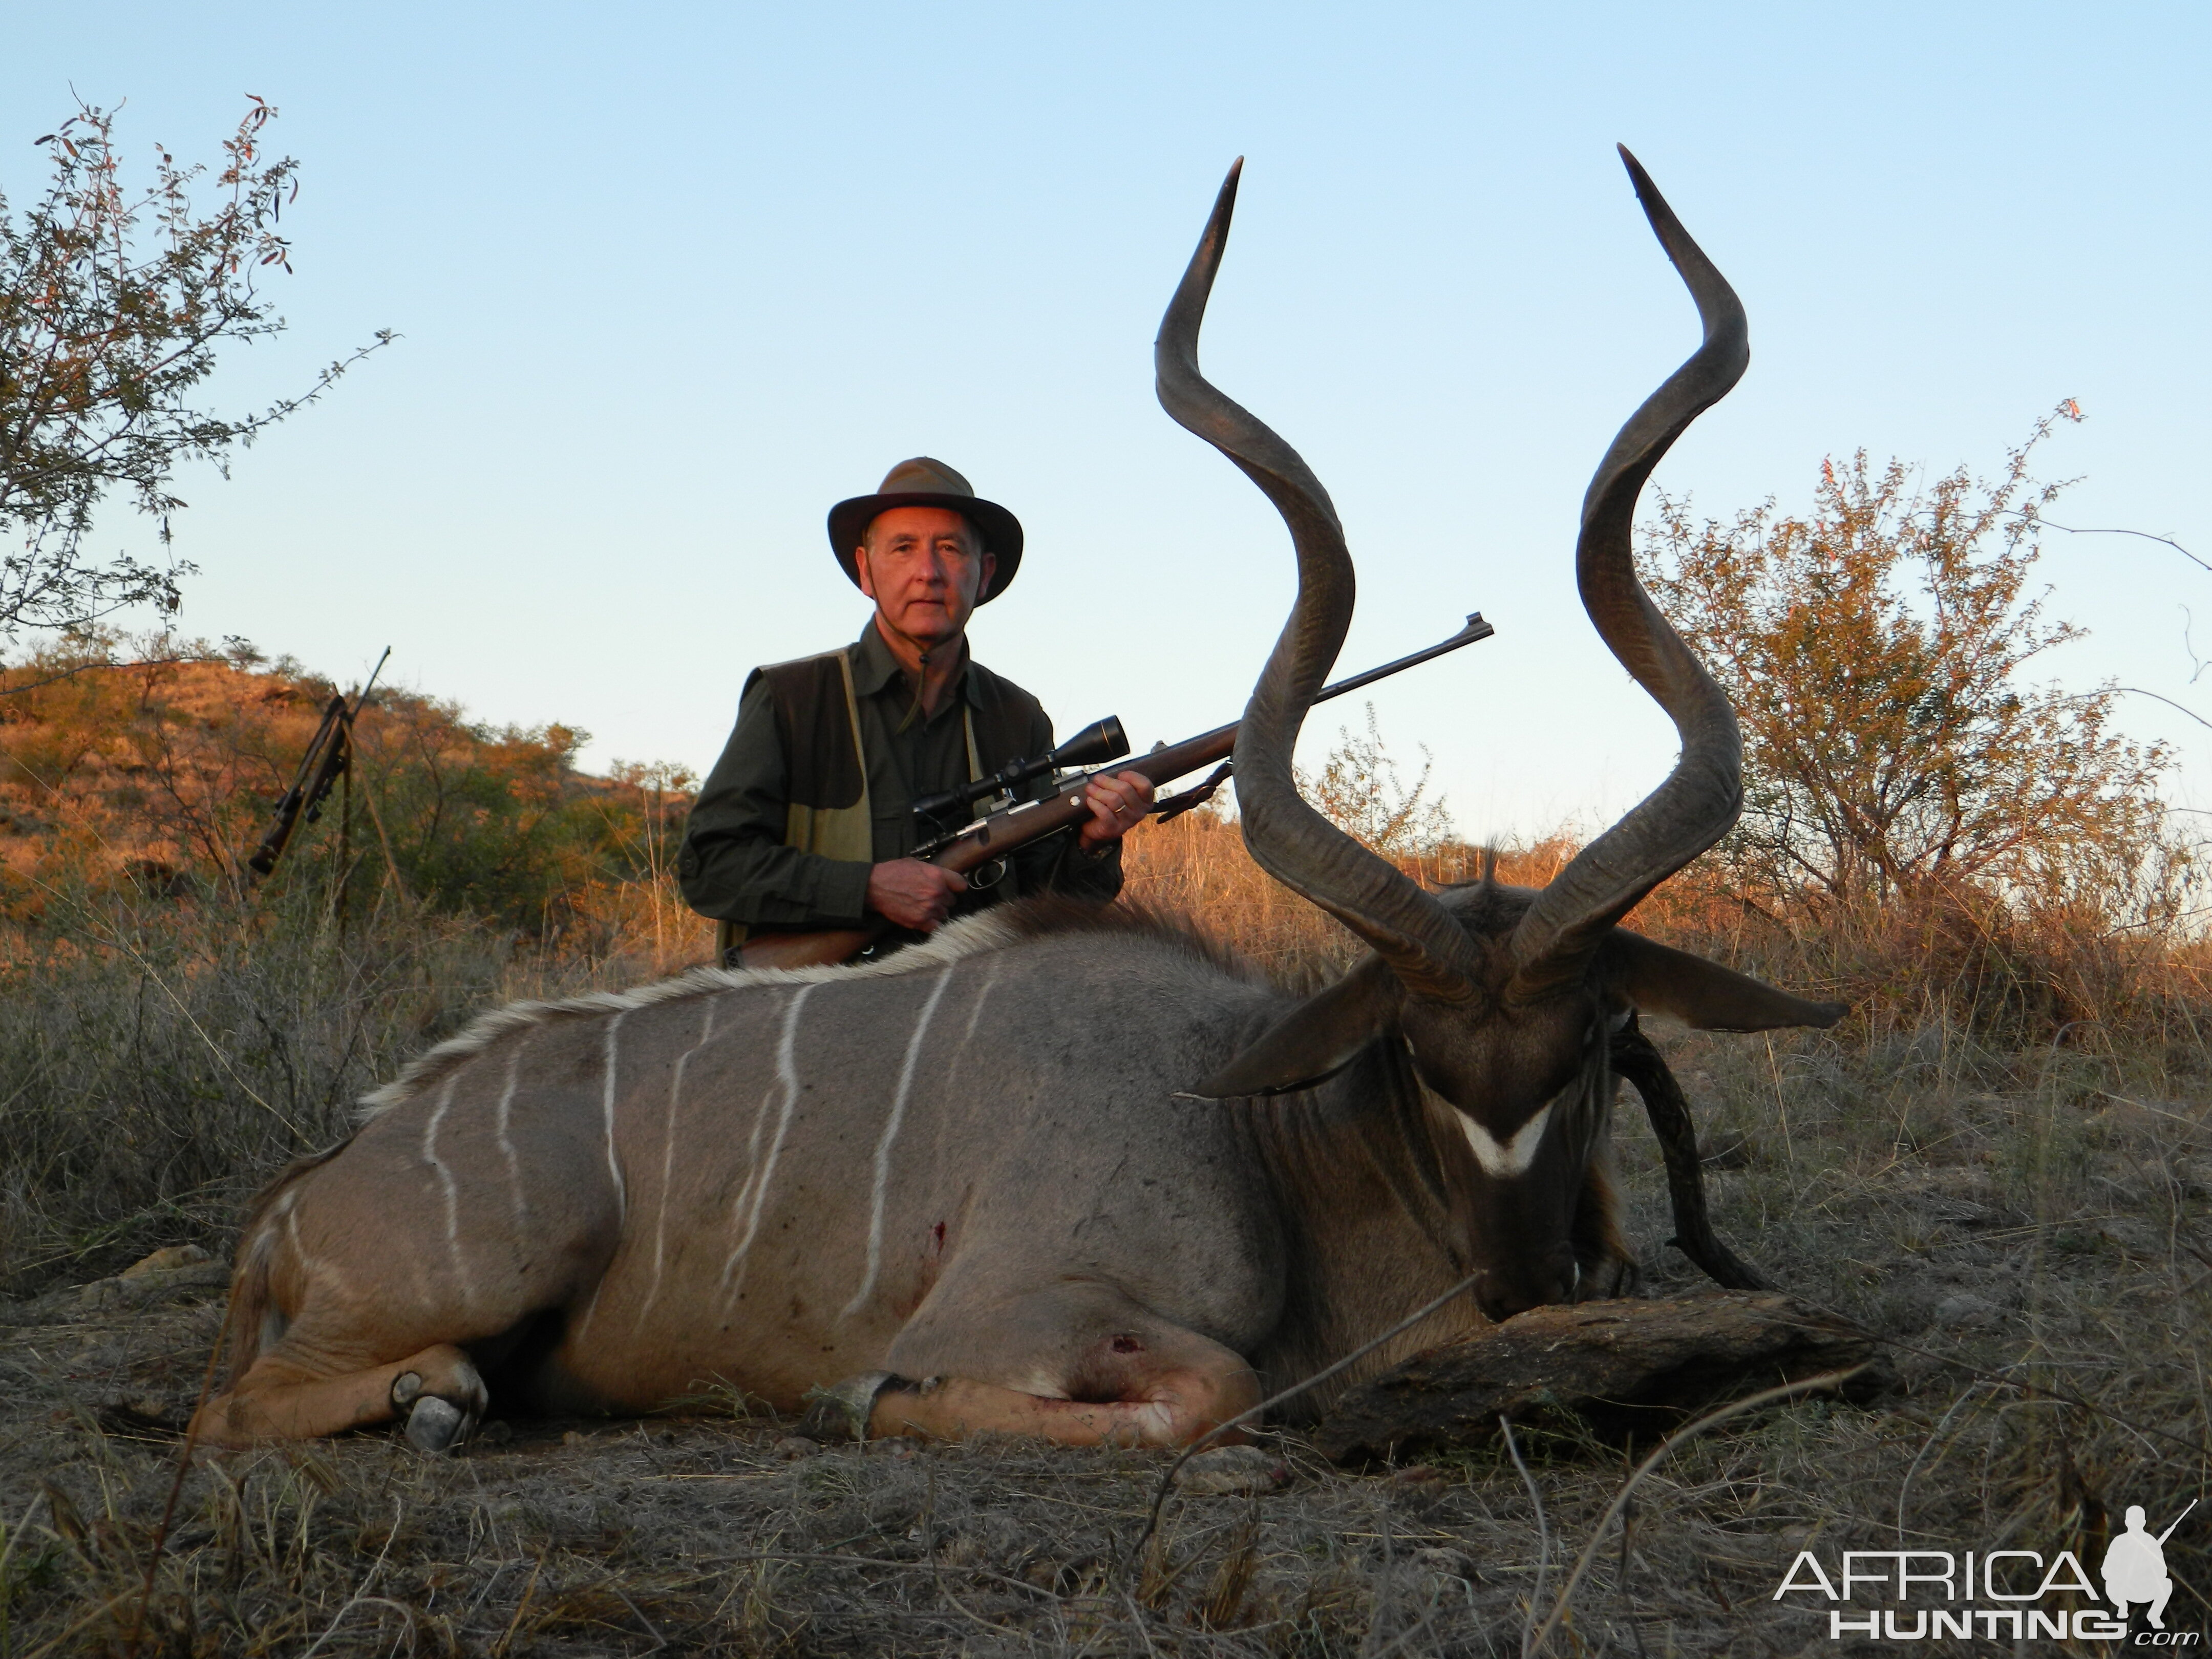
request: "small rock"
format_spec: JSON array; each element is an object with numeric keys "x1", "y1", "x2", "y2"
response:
[
  {"x1": 1412, "y1": 1545, "x2": 1476, "y2": 1579},
  {"x1": 1412, "y1": 1545, "x2": 1481, "y2": 1605},
  {"x1": 1387, "y1": 1462, "x2": 1449, "y2": 1509},
  {"x1": 1700, "y1": 1135, "x2": 1754, "y2": 1169},
  {"x1": 121, "y1": 1244, "x2": 210, "y2": 1280},
  {"x1": 476, "y1": 1420, "x2": 514, "y2": 1445},
  {"x1": 1933, "y1": 1294, "x2": 2000, "y2": 1330},
  {"x1": 868, "y1": 1434, "x2": 923, "y2": 1458},
  {"x1": 1175, "y1": 1444, "x2": 1290, "y2": 1496},
  {"x1": 939, "y1": 1533, "x2": 984, "y2": 1567},
  {"x1": 771, "y1": 1434, "x2": 818, "y2": 1461},
  {"x1": 562, "y1": 1430, "x2": 588, "y2": 1447}
]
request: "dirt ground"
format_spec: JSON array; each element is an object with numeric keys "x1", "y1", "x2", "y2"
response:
[{"x1": 1, "y1": 1028, "x2": 2205, "y2": 1657}]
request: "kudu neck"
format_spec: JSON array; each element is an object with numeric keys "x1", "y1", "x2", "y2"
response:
[{"x1": 1235, "y1": 1038, "x2": 1484, "y2": 1419}]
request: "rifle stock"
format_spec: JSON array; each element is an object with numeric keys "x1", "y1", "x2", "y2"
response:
[{"x1": 732, "y1": 611, "x2": 1492, "y2": 971}]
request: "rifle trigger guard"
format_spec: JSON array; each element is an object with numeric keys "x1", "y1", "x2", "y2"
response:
[{"x1": 968, "y1": 856, "x2": 1009, "y2": 891}]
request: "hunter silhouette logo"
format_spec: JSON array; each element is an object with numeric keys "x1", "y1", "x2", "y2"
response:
[
  {"x1": 1773, "y1": 1495, "x2": 2201, "y2": 1643},
  {"x1": 2105, "y1": 1501, "x2": 2195, "y2": 1630}
]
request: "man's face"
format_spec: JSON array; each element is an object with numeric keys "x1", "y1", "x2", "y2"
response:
[{"x1": 856, "y1": 506, "x2": 997, "y2": 652}]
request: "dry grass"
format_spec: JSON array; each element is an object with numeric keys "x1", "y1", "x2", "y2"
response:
[
  {"x1": 0, "y1": 871, "x2": 710, "y2": 1300},
  {"x1": 1, "y1": 812, "x2": 2208, "y2": 1654}
]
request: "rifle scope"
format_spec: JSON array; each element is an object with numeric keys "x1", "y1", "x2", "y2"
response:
[{"x1": 910, "y1": 715, "x2": 1129, "y2": 826}]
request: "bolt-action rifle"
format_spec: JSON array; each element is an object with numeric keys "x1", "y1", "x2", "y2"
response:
[
  {"x1": 245, "y1": 648, "x2": 391, "y2": 878},
  {"x1": 736, "y1": 613, "x2": 1494, "y2": 969}
]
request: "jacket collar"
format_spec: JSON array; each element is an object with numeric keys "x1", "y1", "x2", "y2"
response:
[{"x1": 852, "y1": 619, "x2": 981, "y2": 708}]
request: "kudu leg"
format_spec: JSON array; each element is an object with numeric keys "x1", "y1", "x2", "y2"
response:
[
  {"x1": 193, "y1": 1342, "x2": 489, "y2": 1451},
  {"x1": 806, "y1": 1283, "x2": 1262, "y2": 1448},
  {"x1": 864, "y1": 1360, "x2": 1259, "y2": 1449},
  {"x1": 1610, "y1": 1022, "x2": 1775, "y2": 1292}
]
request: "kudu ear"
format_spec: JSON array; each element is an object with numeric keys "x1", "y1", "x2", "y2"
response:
[
  {"x1": 1606, "y1": 931, "x2": 1846, "y2": 1032},
  {"x1": 1187, "y1": 956, "x2": 1403, "y2": 1099}
]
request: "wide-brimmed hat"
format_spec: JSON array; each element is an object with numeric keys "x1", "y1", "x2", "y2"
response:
[{"x1": 827, "y1": 457, "x2": 1024, "y2": 604}]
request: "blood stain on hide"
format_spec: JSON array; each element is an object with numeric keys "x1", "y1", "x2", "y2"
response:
[{"x1": 1111, "y1": 1335, "x2": 1142, "y2": 1354}]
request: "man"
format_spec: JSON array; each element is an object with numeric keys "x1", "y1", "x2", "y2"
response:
[{"x1": 679, "y1": 458, "x2": 1154, "y2": 960}]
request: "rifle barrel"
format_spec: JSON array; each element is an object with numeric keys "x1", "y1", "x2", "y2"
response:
[
  {"x1": 909, "y1": 609, "x2": 1496, "y2": 864},
  {"x1": 1312, "y1": 612, "x2": 1493, "y2": 705}
]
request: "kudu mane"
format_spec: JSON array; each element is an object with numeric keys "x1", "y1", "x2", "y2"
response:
[{"x1": 355, "y1": 897, "x2": 1269, "y2": 1121}]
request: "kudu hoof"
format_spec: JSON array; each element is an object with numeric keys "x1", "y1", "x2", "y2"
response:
[
  {"x1": 798, "y1": 1371, "x2": 910, "y2": 1443},
  {"x1": 403, "y1": 1396, "x2": 471, "y2": 1455}
]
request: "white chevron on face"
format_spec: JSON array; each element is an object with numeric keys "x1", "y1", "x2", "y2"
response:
[{"x1": 1457, "y1": 1102, "x2": 1553, "y2": 1178}]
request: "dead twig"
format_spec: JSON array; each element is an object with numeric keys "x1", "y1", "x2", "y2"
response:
[
  {"x1": 121, "y1": 1277, "x2": 239, "y2": 1659},
  {"x1": 1525, "y1": 1367, "x2": 1868, "y2": 1656},
  {"x1": 1119, "y1": 1269, "x2": 1481, "y2": 1582},
  {"x1": 294, "y1": 1497, "x2": 401, "y2": 1658},
  {"x1": 1502, "y1": 1416, "x2": 1550, "y2": 1659}
]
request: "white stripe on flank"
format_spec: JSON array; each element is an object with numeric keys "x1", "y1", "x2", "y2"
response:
[
  {"x1": 282, "y1": 1202, "x2": 317, "y2": 1288},
  {"x1": 1458, "y1": 1102, "x2": 1554, "y2": 1178},
  {"x1": 495, "y1": 1039, "x2": 529, "y2": 1232},
  {"x1": 423, "y1": 1076, "x2": 469, "y2": 1305},
  {"x1": 722, "y1": 983, "x2": 816, "y2": 1295},
  {"x1": 635, "y1": 998, "x2": 718, "y2": 1332},
  {"x1": 602, "y1": 1010, "x2": 630, "y2": 1220},
  {"x1": 841, "y1": 968, "x2": 954, "y2": 1320},
  {"x1": 952, "y1": 959, "x2": 1001, "y2": 1070}
]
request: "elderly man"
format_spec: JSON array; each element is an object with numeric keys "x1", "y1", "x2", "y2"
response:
[{"x1": 679, "y1": 458, "x2": 1154, "y2": 961}]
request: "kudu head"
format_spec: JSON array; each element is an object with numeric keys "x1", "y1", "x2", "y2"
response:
[{"x1": 1162, "y1": 153, "x2": 1845, "y2": 1322}]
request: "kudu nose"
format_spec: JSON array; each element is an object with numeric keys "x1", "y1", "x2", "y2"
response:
[{"x1": 1473, "y1": 1252, "x2": 1580, "y2": 1323}]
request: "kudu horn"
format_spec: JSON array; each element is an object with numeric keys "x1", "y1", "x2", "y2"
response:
[
  {"x1": 1155, "y1": 160, "x2": 1482, "y2": 1002},
  {"x1": 1504, "y1": 147, "x2": 1750, "y2": 1000}
]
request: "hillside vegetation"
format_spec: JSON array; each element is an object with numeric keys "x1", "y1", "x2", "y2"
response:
[{"x1": 0, "y1": 637, "x2": 691, "y2": 941}]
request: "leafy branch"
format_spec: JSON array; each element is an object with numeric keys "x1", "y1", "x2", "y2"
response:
[{"x1": 0, "y1": 97, "x2": 390, "y2": 654}]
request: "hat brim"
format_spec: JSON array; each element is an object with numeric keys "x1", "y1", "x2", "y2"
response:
[{"x1": 826, "y1": 492, "x2": 1024, "y2": 604}]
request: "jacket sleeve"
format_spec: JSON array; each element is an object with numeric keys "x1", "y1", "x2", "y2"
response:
[
  {"x1": 1007, "y1": 701, "x2": 1124, "y2": 905},
  {"x1": 677, "y1": 676, "x2": 874, "y2": 927}
]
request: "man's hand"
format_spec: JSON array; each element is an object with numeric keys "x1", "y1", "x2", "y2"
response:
[
  {"x1": 1079, "y1": 770, "x2": 1157, "y2": 848},
  {"x1": 867, "y1": 858, "x2": 968, "y2": 931}
]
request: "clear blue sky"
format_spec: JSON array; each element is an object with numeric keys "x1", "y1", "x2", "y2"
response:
[{"x1": 10, "y1": 3, "x2": 2211, "y2": 839}]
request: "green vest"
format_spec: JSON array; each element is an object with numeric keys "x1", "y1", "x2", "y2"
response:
[{"x1": 714, "y1": 647, "x2": 993, "y2": 958}]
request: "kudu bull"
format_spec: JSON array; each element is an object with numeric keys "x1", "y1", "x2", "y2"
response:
[{"x1": 196, "y1": 151, "x2": 1843, "y2": 1454}]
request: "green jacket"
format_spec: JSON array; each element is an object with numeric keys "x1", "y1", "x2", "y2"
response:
[{"x1": 677, "y1": 623, "x2": 1121, "y2": 939}]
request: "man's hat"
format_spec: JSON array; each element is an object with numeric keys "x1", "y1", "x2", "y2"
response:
[{"x1": 827, "y1": 457, "x2": 1024, "y2": 604}]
